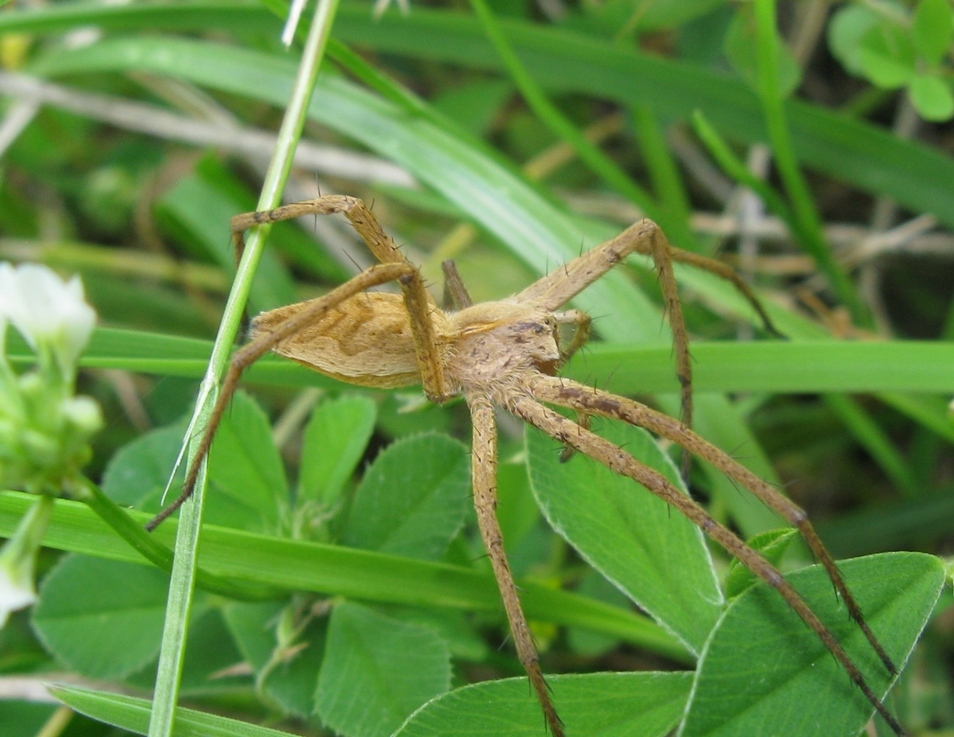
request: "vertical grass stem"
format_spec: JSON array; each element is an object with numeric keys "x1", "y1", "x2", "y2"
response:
[
  {"x1": 753, "y1": 0, "x2": 869, "y2": 324},
  {"x1": 147, "y1": 2, "x2": 340, "y2": 736}
]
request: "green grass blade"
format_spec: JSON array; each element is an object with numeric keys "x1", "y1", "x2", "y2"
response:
[
  {"x1": 752, "y1": 0, "x2": 866, "y2": 322},
  {"x1": 11, "y1": 328, "x2": 945, "y2": 395},
  {"x1": 0, "y1": 490, "x2": 690, "y2": 662},
  {"x1": 52, "y1": 684, "x2": 306, "y2": 737}
]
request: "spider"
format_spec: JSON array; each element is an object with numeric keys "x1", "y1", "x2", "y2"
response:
[{"x1": 148, "y1": 194, "x2": 902, "y2": 737}]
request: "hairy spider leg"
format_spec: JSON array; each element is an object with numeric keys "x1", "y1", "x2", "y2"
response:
[
  {"x1": 148, "y1": 197, "x2": 452, "y2": 530},
  {"x1": 469, "y1": 395, "x2": 565, "y2": 737},
  {"x1": 531, "y1": 375, "x2": 896, "y2": 669},
  {"x1": 516, "y1": 373, "x2": 902, "y2": 734},
  {"x1": 515, "y1": 219, "x2": 781, "y2": 475},
  {"x1": 442, "y1": 259, "x2": 474, "y2": 310}
]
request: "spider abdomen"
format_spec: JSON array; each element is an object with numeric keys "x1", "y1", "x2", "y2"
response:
[{"x1": 251, "y1": 292, "x2": 451, "y2": 389}]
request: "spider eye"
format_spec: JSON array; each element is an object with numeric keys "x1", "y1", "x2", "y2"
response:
[{"x1": 537, "y1": 316, "x2": 559, "y2": 335}]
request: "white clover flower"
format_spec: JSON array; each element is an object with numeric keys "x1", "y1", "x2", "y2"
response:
[
  {"x1": 0, "y1": 495, "x2": 52, "y2": 629},
  {"x1": 61, "y1": 396, "x2": 104, "y2": 435},
  {"x1": 0, "y1": 550, "x2": 37, "y2": 629},
  {"x1": 0, "y1": 263, "x2": 96, "y2": 376},
  {"x1": 0, "y1": 264, "x2": 100, "y2": 493}
]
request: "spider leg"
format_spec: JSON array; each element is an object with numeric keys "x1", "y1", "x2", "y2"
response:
[
  {"x1": 228, "y1": 195, "x2": 451, "y2": 402},
  {"x1": 529, "y1": 374, "x2": 896, "y2": 676},
  {"x1": 442, "y1": 259, "x2": 474, "y2": 310},
  {"x1": 557, "y1": 410, "x2": 590, "y2": 464},
  {"x1": 663, "y1": 247, "x2": 783, "y2": 339},
  {"x1": 147, "y1": 261, "x2": 434, "y2": 530},
  {"x1": 149, "y1": 195, "x2": 453, "y2": 529},
  {"x1": 468, "y1": 394, "x2": 565, "y2": 737},
  {"x1": 509, "y1": 392, "x2": 904, "y2": 737},
  {"x1": 230, "y1": 194, "x2": 420, "y2": 277},
  {"x1": 516, "y1": 220, "x2": 696, "y2": 440},
  {"x1": 517, "y1": 220, "x2": 784, "y2": 443},
  {"x1": 515, "y1": 219, "x2": 779, "y2": 337}
]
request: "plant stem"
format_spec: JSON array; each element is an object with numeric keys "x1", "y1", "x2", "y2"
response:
[
  {"x1": 631, "y1": 105, "x2": 692, "y2": 235},
  {"x1": 692, "y1": 110, "x2": 795, "y2": 228},
  {"x1": 147, "y1": 2, "x2": 340, "y2": 736},
  {"x1": 753, "y1": 0, "x2": 869, "y2": 324}
]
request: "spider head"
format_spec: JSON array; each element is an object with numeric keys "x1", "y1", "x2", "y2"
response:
[{"x1": 447, "y1": 302, "x2": 563, "y2": 391}]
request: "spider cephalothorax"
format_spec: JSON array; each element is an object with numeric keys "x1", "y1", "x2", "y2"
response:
[{"x1": 448, "y1": 305, "x2": 565, "y2": 389}]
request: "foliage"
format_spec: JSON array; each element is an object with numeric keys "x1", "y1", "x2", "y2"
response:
[
  {"x1": 0, "y1": 1, "x2": 952, "y2": 737},
  {"x1": 830, "y1": 0, "x2": 954, "y2": 121}
]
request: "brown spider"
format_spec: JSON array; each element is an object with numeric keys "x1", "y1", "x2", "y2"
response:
[{"x1": 148, "y1": 195, "x2": 902, "y2": 737}]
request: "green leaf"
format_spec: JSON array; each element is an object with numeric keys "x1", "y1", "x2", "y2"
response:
[
  {"x1": 342, "y1": 433, "x2": 470, "y2": 561},
  {"x1": 681, "y1": 552, "x2": 946, "y2": 737},
  {"x1": 909, "y1": 73, "x2": 954, "y2": 121},
  {"x1": 252, "y1": 616, "x2": 325, "y2": 720},
  {"x1": 566, "y1": 569, "x2": 632, "y2": 656},
  {"x1": 858, "y1": 22, "x2": 918, "y2": 88},
  {"x1": 828, "y1": 5, "x2": 880, "y2": 77},
  {"x1": 526, "y1": 419, "x2": 722, "y2": 654},
  {"x1": 175, "y1": 607, "x2": 246, "y2": 693},
  {"x1": 221, "y1": 601, "x2": 286, "y2": 675},
  {"x1": 723, "y1": 528, "x2": 797, "y2": 600},
  {"x1": 32, "y1": 556, "x2": 169, "y2": 679},
  {"x1": 101, "y1": 422, "x2": 184, "y2": 509},
  {"x1": 206, "y1": 391, "x2": 286, "y2": 533},
  {"x1": 913, "y1": 0, "x2": 954, "y2": 65},
  {"x1": 1, "y1": 490, "x2": 681, "y2": 660},
  {"x1": 297, "y1": 395, "x2": 377, "y2": 508},
  {"x1": 394, "y1": 671, "x2": 692, "y2": 737},
  {"x1": 314, "y1": 602, "x2": 451, "y2": 737},
  {"x1": 388, "y1": 607, "x2": 489, "y2": 663}
]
